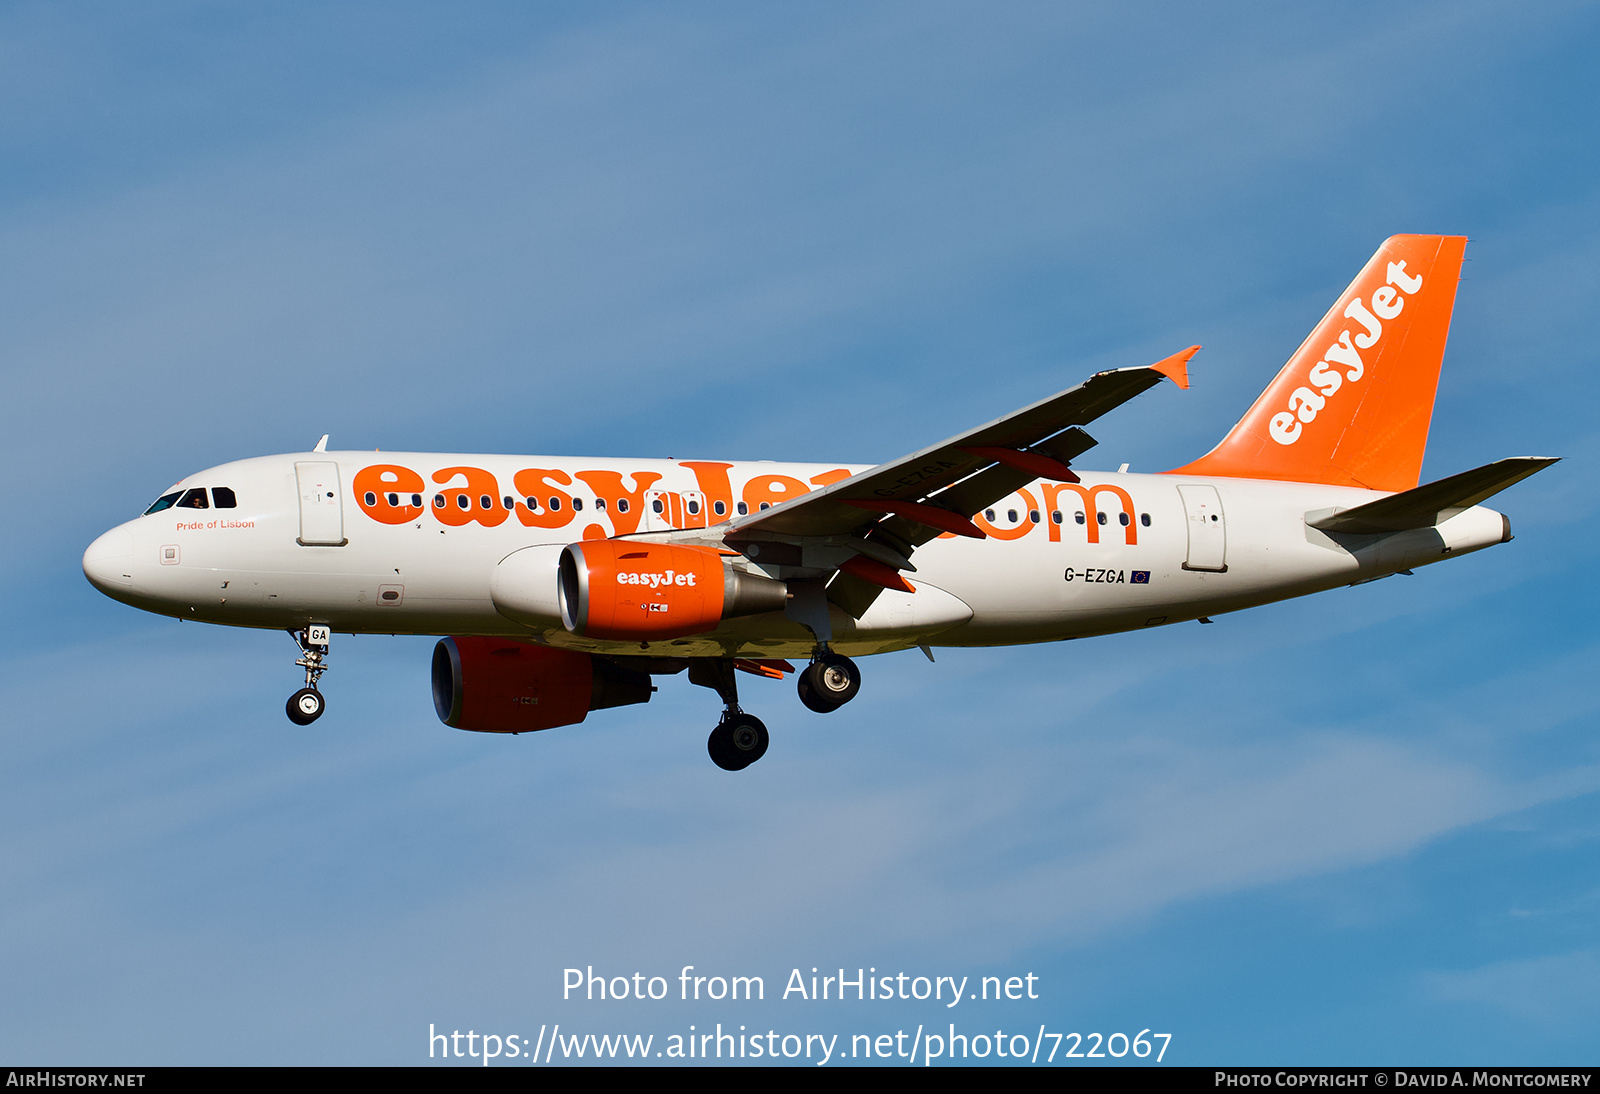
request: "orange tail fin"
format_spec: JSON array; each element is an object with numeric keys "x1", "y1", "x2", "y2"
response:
[{"x1": 1169, "y1": 235, "x2": 1466, "y2": 493}]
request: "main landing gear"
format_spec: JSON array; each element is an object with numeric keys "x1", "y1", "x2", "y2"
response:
[
  {"x1": 709, "y1": 713, "x2": 769, "y2": 772},
  {"x1": 286, "y1": 625, "x2": 330, "y2": 726},
  {"x1": 687, "y1": 648, "x2": 861, "y2": 771},
  {"x1": 796, "y1": 648, "x2": 861, "y2": 714},
  {"x1": 689, "y1": 660, "x2": 769, "y2": 771}
]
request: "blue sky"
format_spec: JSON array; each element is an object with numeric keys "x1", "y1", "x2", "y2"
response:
[{"x1": 3, "y1": 1, "x2": 1597, "y2": 1065}]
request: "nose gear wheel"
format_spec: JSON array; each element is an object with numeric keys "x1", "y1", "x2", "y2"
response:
[{"x1": 287, "y1": 687, "x2": 325, "y2": 725}]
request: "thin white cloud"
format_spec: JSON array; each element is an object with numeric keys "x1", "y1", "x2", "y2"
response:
[{"x1": 1423, "y1": 949, "x2": 1600, "y2": 1028}]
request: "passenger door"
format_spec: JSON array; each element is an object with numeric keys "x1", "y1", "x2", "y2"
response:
[
  {"x1": 1177, "y1": 484, "x2": 1226, "y2": 571},
  {"x1": 295, "y1": 462, "x2": 347, "y2": 546}
]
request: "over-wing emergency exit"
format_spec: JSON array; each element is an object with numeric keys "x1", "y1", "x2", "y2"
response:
[{"x1": 83, "y1": 236, "x2": 1556, "y2": 769}]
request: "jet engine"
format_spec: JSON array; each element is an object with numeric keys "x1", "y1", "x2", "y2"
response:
[
  {"x1": 431, "y1": 636, "x2": 652, "y2": 733},
  {"x1": 558, "y1": 541, "x2": 787, "y2": 641}
]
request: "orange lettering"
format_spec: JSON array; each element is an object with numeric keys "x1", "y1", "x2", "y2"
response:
[
  {"x1": 972, "y1": 488, "x2": 1040, "y2": 541},
  {"x1": 741, "y1": 474, "x2": 809, "y2": 513},
  {"x1": 512, "y1": 468, "x2": 577, "y2": 529},
  {"x1": 353, "y1": 465, "x2": 424, "y2": 525},
  {"x1": 653, "y1": 491, "x2": 685, "y2": 527},
  {"x1": 431, "y1": 467, "x2": 510, "y2": 527},
  {"x1": 1040, "y1": 482, "x2": 1137, "y2": 545},
  {"x1": 574, "y1": 470, "x2": 663, "y2": 536},
  {"x1": 680, "y1": 462, "x2": 735, "y2": 525}
]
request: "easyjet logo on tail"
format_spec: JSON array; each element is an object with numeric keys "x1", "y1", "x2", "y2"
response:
[
  {"x1": 1269, "y1": 260, "x2": 1424, "y2": 445},
  {"x1": 1167, "y1": 235, "x2": 1466, "y2": 494}
]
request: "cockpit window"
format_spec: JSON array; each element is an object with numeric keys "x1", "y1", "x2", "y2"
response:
[
  {"x1": 177, "y1": 488, "x2": 209, "y2": 509},
  {"x1": 212, "y1": 487, "x2": 237, "y2": 509},
  {"x1": 144, "y1": 491, "x2": 182, "y2": 515}
]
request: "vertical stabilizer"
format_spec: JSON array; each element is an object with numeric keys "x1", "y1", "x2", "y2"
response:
[{"x1": 1169, "y1": 235, "x2": 1466, "y2": 493}]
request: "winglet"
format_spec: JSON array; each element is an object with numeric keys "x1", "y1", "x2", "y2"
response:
[
  {"x1": 1150, "y1": 345, "x2": 1200, "y2": 390},
  {"x1": 313, "y1": 434, "x2": 329, "y2": 453}
]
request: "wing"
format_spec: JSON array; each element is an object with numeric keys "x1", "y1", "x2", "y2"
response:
[{"x1": 715, "y1": 346, "x2": 1198, "y2": 617}]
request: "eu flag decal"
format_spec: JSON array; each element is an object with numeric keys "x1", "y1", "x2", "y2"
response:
[{"x1": 1131, "y1": 571, "x2": 1151, "y2": 584}]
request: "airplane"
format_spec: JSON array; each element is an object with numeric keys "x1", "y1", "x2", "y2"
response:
[{"x1": 82, "y1": 235, "x2": 1556, "y2": 770}]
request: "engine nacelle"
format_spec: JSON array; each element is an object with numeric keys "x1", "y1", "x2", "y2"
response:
[
  {"x1": 559, "y1": 541, "x2": 787, "y2": 641},
  {"x1": 431, "y1": 636, "x2": 651, "y2": 733},
  {"x1": 490, "y1": 543, "x2": 568, "y2": 628}
]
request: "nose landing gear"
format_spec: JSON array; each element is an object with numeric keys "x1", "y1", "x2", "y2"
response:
[
  {"x1": 286, "y1": 626, "x2": 330, "y2": 725},
  {"x1": 796, "y1": 649, "x2": 860, "y2": 713}
]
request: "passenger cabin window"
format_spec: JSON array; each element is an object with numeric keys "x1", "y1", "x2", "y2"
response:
[
  {"x1": 365, "y1": 491, "x2": 378, "y2": 506},
  {"x1": 617, "y1": 499, "x2": 629, "y2": 514},
  {"x1": 1029, "y1": 509, "x2": 1041, "y2": 524},
  {"x1": 549, "y1": 497, "x2": 562, "y2": 511},
  {"x1": 1051, "y1": 510, "x2": 1062, "y2": 524},
  {"x1": 651, "y1": 499, "x2": 664, "y2": 514},
  {"x1": 211, "y1": 487, "x2": 237, "y2": 508},
  {"x1": 984, "y1": 509, "x2": 995, "y2": 521},
  {"x1": 387, "y1": 493, "x2": 400, "y2": 506},
  {"x1": 595, "y1": 498, "x2": 606, "y2": 511},
  {"x1": 1074, "y1": 511, "x2": 1086, "y2": 524},
  {"x1": 177, "y1": 488, "x2": 209, "y2": 509},
  {"x1": 1119, "y1": 512, "x2": 1130, "y2": 526},
  {"x1": 1097, "y1": 512, "x2": 1107, "y2": 525},
  {"x1": 479, "y1": 495, "x2": 492, "y2": 510},
  {"x1": 456, "y1": 494, "x2": 470, "y2": 510},
  {"x1": 503, "y1": 496, "x2": 514, "y2": 510},
  {"x1": 411, "y1": 493, "x2": 422, "y2": 507},
  {"x1": 1141, "y1": 513, "x2": 1151, "y2": 527},
  {"x1": 687, "y1": 500, "x2": 700, "y2": 515},
  {"x1": 144, "y1": 491, "x2": 182, "y2": 515},
  {"x1": 714, "y1": 500, "x2": 726, "y2": 516},
  {"x1": 434, "y1": 494, "x2": 446, "y2": 508},
  {"x1": 737, "y1": 502, "x2": 748, "y2": 516}
]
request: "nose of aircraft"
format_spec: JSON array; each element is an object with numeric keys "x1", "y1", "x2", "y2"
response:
[{"x1": 83, "y1": 526, "x2": 136, "y2": 594}]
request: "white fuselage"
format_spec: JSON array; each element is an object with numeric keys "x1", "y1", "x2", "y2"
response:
[{"x1": 82, "y1": 452, "x2": 1510, "y2": 658}]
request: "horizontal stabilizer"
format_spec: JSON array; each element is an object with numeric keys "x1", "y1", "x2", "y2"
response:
[{"x1": 1307, "y1": 457, "x2": 1559, "y2": 535}]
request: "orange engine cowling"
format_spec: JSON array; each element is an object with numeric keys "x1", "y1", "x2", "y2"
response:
[
  {"x1": 431, "y1": 636, "x2": 652, "y2": 733},
  {"x1": 559, "y1": 541, "x2": 788, "y2": 641}
]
